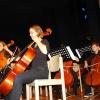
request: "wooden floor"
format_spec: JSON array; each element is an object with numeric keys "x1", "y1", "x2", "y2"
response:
[
  {"x1": 0, "y1": 95, "x2": 100, "y2": 100},
  {"x1": 26, "y1": 94, "x2": 100, "y2": 100},
  {"x1": 22, "y1": 87, "x2": 100, "y2": 100},
  {"x1": 0, "y1": 88, "x2": 100, "y2": 100}
]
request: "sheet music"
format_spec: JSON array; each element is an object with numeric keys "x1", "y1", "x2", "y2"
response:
[
  {"x1": 48, "y1": 46, "x2": 76, "y2": 61},
  {"x1": 75, "y1": 45, "x2": 93, "y2": 58}
]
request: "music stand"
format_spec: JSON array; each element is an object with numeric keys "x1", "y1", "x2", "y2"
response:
[
  {"x1": 75, "y1": 46, "x2": 93, "y2": 59},
  {"x1": 49, "y1": 46, "x2": 76, "y2": 61}
]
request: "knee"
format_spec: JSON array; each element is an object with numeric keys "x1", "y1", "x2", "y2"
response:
[{"x1": 14, "y1": 75, "x2": 22, "y2": 85}]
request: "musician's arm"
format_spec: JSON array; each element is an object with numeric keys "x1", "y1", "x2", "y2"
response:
[
  {"x1": 32, "y1": 36, "x2": 47, "y2": 54},
  {"x1": 84, "y1": 60, "x2": 88, "y2": 68},
  {"x1": 7, "y1": 56, "x2": 20, "y2": 65},
  {"x1": 3, "y1": 46, "x2": 14, "y2": 56},
  {"x1": 84, "y1": 55, "x2": 94, "y2": 68},
  {"x1": 74, "y1": 56, "x2": 79, "y2": 62},
  {"x1": 36, "y1": 40, "x2": 47, "y2": 54}
]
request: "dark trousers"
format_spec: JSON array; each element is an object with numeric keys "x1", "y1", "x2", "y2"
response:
[
  {"x1": 5, "y1": 69, "x2": 48, "y2": 100},
  {"x1": 71, "y1": 71, "x2": 80, "y2": 95},
  {"x1": 82, "y1": 71, "x2": 91, "y2": 95}
]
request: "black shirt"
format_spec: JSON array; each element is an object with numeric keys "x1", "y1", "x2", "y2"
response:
[{"x1": 30, "y1": 39, "x2": 50, "y2": 71}]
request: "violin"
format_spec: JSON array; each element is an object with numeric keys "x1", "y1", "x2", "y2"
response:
[
  {"x1": 7, "y1": 40, "x2": 14, "y2": 48},
  {"x1": 0, "y1": 40, "x2": 14, "y2": 71},
  {"x1": 0, "y1": 54, "x2": 7, "y2": 71}
]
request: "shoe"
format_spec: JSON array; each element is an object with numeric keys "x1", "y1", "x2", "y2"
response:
[
  {"x1": 84, "y1": 93, "x2": 91, "y2": 98},
  {"x1": 84, "y1": 95, "x2": 89, "y2": 98}
]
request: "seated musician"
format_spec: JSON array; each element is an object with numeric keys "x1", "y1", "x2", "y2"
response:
[
  {"x1": 0, "y1": 41, "x2": 13, "y2": 70},
  {"x1": 4, "y1": 25, "x2": 50, "y2": 100}
]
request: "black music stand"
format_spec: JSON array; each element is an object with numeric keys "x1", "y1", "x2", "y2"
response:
[
  {"x1": 75, "y1": 46, "x2": 93, "y2": 59},
  {"x1": 49, "y1": 46, "x2": 76, "y2": 61}
]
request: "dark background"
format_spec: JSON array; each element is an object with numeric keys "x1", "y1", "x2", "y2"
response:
[{"x1": 0, "y1": 0, "x2": 99, "y2": 52}]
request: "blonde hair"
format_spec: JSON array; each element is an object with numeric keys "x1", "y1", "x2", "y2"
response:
[
  {"x1": 0, "y1": 41, "x2": 6, "y2": 47},
  {"x1": 0, "y1": 41, "x2": 6, "y2": 55},
  {"x1": 29, "y1": 25, "x2": 43, "y2": 37}
]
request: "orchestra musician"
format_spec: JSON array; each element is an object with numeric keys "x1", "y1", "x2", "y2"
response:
[
  {"x1": 5, "y1": 25, "x2": 50, "y2": 100},
  {"x1": 84, "y1": 41, "x2": 100, "y2": 68},
  {"x1": 0, "y1": 41, "x2": 13, "y2": 71},
  {"x1": 83, "y1": 41, "x2": 100, "y2": 96}
]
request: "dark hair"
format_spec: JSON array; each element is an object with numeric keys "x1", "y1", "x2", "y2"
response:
[{"x1": 91, "y1": 41, "x2": 100, "y2": 47}]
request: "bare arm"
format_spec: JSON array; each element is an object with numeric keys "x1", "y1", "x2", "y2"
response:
[
  {"x1": 4, "y1": 46, "x2": 13, "y2": 56},
  {"x1": 36, "y1": 40, "x2": 47, "y2": 54},
  {"x1": 31, "y1": 36, "x2": 47, "y2": 54}
]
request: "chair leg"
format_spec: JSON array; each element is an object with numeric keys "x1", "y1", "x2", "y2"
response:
[
  {"x1": 26, "y1": 84, "x2": 30, "y2": 100},
  {"x1": 20, "y1": 95, "x2": 23, "y2": 100},
  {"x1": 33, "y1": 87, "x2": 35, "y2": 94},
  {"x1": 40, "y1": 87, "x2": 42, "y2": 95},
  {"x1": 30, "y1": 87, "x2": 32, "y2": 99},
  {"x1": 49, "y1": 86, "x2": 53, "y2": 100},
  {"x1": 61, "y1": 83, "x2": 66, "y2": 100},
  {"x1": 59, "y1": 56, "x2": 66, "y2": 100},
  {"x1": 35, "y1": 80, "x2": 39, "y2": 100},
  {"x1": 45, "y1": 86, "x2": 48, "y2": 97}
]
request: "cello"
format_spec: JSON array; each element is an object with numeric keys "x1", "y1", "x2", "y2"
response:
[
  {"x1": 55, "y1": 60, "x2": 74, "y2": 88},
  {"x1": 85, "y1": 54, "x2": 100, "y2": 86},
  {"x1": 0, "y1": 28, "x2": 52, "y2": 96}
]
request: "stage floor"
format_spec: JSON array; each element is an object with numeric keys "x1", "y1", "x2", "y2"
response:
[{"x1": 0, "y1": 87, "x2": 100, "y2": 100}]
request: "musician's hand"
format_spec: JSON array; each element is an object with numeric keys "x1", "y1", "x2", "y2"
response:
[
  {"x1": 4, "y1": 45, "x2": 13, "y2": 56},
  {"x1": 31, "y1": 35, "x2": 40, "y2": 43},
  {"x1": 91, "y1": 68, "x2": 96, "y2": 72},
  {"x1": 33, "y1": 36, "x2": 40, "y2": 43},
  {"x1": 3, "y1": 45, "x2": 9, "y2": 51},
  {"x1": 84, "y1": 61, "x2": 88, "y2": 68},
  {"x1": 7, "y1": 59, "x2": 16, "y2": 67},
  {"x1": 75, "y1": 56, "x2": 79, "y2": 62},
  {"x1": 7, "y1": 58, "x2": 11, "y2": 64}
]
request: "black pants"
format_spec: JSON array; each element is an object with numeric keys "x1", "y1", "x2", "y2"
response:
[
  {"x1": 71, "y1": 70, "x2": 80, "y2": 95},
  {"x1": 5, "y1": 68, "x2": 48, "y2": 100},
  {"x1": 82, "y1": 71, "x2": 91, "y2": 95}
]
